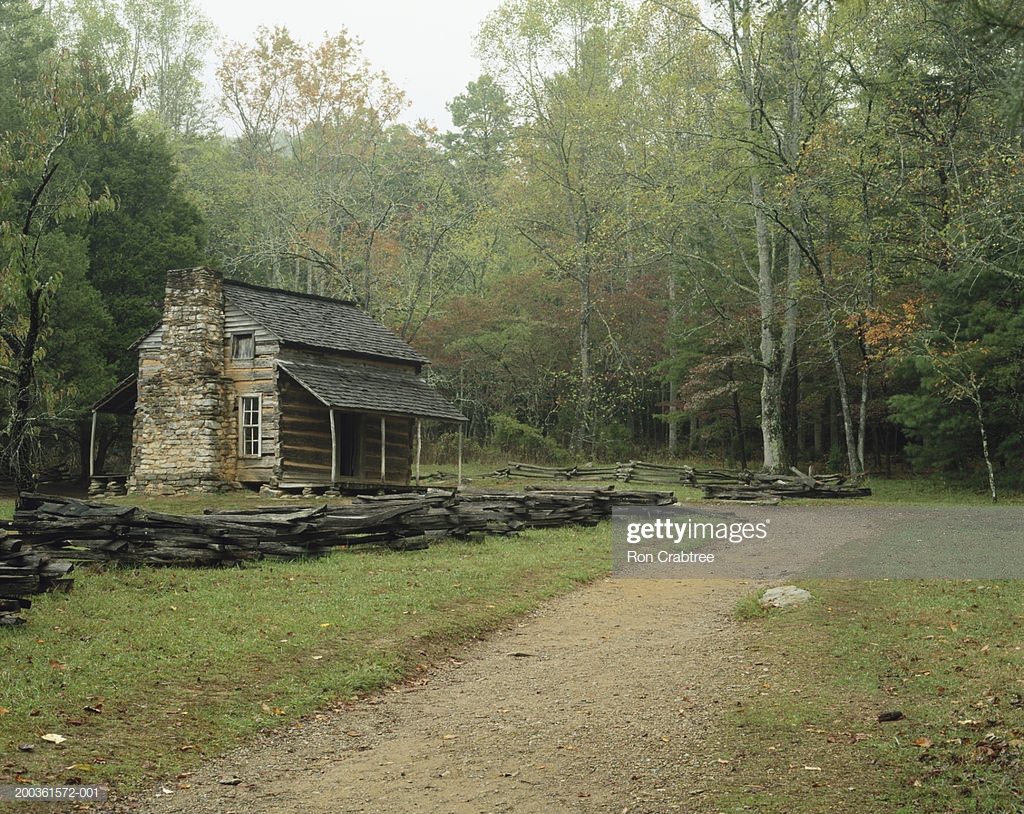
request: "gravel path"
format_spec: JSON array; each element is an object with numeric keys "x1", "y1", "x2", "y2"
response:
[{"x1": 104, "y1": 577, "x2": 764, "y2": 814}]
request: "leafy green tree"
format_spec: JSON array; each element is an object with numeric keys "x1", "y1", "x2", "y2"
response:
[
  {"x1": 445, "y1": 75, "x2": 512, "y2": 194},
  {"x1": 875, "y1": 275, "x2": 1024, "y2": 496},
  {"x1": 52, "y1": 0, "x2": 216, "y2": 135},
  {"x1": 76, "y1": 117, "x2": 208, "y2": 373},
  {"x1": 1, "y1": 43, "x2": 128, "y2": 486},
  {"x1": 478, "y1": 0, "x2": 650, "y2": 455},
  {"x1": 842, "y1": 0, "x2": 1024, "y2": 483},
  {"x1": 36, "y1": 231, "x2": 116, "y2": 474},
  {"x1": 417, "y1": 271, "x2": 578, "y2": 443},
  {"x1": 213, "y1": 26, "x2": 421, "y2": 306},
  {"x1": 442, "y1": 76, "x2": 517, "y2": 295}
]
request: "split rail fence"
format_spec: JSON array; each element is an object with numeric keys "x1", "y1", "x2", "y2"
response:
[
  {"x1": 1, "y1": 487, "x2": 674, "y2": 623},
  {"x1": 497, "y1": 461, "x2": 871, "y2": 502}
]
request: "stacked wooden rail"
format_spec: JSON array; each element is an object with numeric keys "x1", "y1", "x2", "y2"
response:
[
  {"x1": 5, "y1": 487, "x2": 675, "y2": 569},
  {"x1": 699, "y1": 467, "x2": 871, "y2": 503},
  {"x1": 502, "y1": 461, "x2": 700, "y2": 484},
  {"x1": 498, "y1": 461, "x2": 870, "y2": 501},
  {"x1": 0, "y1": 528, "x2": 74, "y2": 626}
]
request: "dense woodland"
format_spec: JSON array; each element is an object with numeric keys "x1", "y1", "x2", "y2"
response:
[{"x1": 1, "y1": 0, "x2": 1023, "y2": 494}]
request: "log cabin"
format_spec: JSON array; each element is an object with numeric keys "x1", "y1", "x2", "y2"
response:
[{"x1": 92, "y1": 267, "x2": 465, "y2": 494}]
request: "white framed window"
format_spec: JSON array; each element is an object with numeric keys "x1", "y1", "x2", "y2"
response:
[{"x1": 240, "y1": 395, "x2": 262, "y2": 457}]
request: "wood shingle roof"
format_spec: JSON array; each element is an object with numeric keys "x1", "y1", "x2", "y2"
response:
[
  {"x1": 278, "y1": 361, "x2": 467, "y2": 422},
  {"x1": 223, "y1": 280, "x2": 428, "y2": 366}
]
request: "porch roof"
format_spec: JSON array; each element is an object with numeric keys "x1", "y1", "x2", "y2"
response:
[{"x1": 278, "y1": 361, "x2": 467, "y2": 423}]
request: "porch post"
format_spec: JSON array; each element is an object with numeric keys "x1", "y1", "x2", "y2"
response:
[
  {"x1": 457, "y1": 423, "x2": 463, "y2": 490},
  {"x1": 89, "y1": 411, "x2": 98, "y2": 479},
  {"x1": 415, "y1": 418, "x2": 422, "y2": 486},
  {"x1": 380, "y1": 415, "x2": 387, "y2": 482},
  {"x1": 329, "y1": 409, "x2": 338, "y2": 482}
]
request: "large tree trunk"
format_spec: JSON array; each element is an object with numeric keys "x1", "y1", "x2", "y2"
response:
[{"x1": 754, "y1": 175, "x2": 788, "y2": 474}]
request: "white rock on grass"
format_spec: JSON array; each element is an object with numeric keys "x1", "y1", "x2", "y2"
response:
[{"x1": 760, "y1": 585, "x2": 813, "y2": 608}]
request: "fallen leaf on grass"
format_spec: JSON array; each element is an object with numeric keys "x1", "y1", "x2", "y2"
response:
[
  {"x1": 41, "y1": 733, "x2": 66, "y2": 744},
  {"x1": 914, "y1": 737, "x2": 934, "y2": 748}
]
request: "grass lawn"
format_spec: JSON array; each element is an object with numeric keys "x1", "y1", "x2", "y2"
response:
[
  {"x1": 718, "y1": 579, "x2": 1024, "y2": 812},
  {"x1": 1, "y1": 472, "x2": 1022, "y2": 810},
  {"x1": 1, "y1": 487, "x2": 609, "y2": 797}
]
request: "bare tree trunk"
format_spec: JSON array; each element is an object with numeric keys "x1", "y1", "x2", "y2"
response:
[
  {"x1": 574, "y1": 270, "x2": 592, "y2": 456},
  {"x1": 754, "y1": 174, "x2": 787, "y2": 473},
  {"x1": 9, "y1": 286, "x2": 44, "y2": 491},
  {"x1": 666, "y1": 273, "x2": 679, "y2": 457},
  {"x1": 975, "y1": 397, "x2": 997, "y2": 503}
]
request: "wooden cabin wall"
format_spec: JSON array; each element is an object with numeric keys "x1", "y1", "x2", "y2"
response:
[
  {"x1": 280, "y1": 346, "x2": 418, "y2": 376},
  {"x1": 279, "y1": 377, "x2": 333, "y2": 484},
  {"x1": 361, "y1": 415, "x2": 413, "y2": 485},
  {"x1": 224, "y1": 304, "x2": 281, "y2": 484},
  {"x1": 279, "y1": 378, "x2": 413, "y2": 486}
]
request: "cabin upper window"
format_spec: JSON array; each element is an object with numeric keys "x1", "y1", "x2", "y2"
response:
[
  {"x1": 231, "y1": 333, "x2": 255, "y2": 360},
  {"x1": 240, "y1": 395, "x2": 262, "y2": 457}
]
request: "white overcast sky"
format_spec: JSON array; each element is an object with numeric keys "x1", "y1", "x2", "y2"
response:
[{"x1": 198, "y1": 0, "x2": 505, "y2": 131}]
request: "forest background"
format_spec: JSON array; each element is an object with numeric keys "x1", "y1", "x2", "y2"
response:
[{"x1": 1, "y1": 0, "x2": 1023, "y2": 494}]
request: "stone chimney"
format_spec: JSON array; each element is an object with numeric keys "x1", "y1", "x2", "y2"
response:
[{"x1": 129, "y1": 267, "x2": 230, "y2": 493}]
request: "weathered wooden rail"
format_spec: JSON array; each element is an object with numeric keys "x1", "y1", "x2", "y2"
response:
[
  {"x1": 494, "y1": 461, "x2": 871, "y2": 502},
  {"x1": 4, "y1": 487, "x2": 675, "y2": 571},
  {"x1": 699, "y1": 467, "x2": 871, "y2": 504},
  {"x1": 0, "y1": 528, "x2": 74, "y2": 625}
]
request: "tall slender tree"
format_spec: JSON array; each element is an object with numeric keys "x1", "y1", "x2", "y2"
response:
[{"x1": 479, "y1": 0, "x2": 642, "y2": 454}]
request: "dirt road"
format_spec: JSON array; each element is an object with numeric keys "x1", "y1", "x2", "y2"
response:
[{"x1": 109, "y1": 578, "x2": 761, "y2": 814}]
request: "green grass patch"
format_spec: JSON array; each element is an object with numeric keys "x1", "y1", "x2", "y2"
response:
[
  {"x1": 859, "y1": 475, "x2": 1023, "y2": 506},
  {"x1": 1, "y1": 520, "x2": 609, "y2": 795},
  {"x1": 717, "y1": 580, "x2": 1024, "y2": 812}
]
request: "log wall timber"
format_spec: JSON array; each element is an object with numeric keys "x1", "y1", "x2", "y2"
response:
[
  {"x1": 7, "y1": 488, "x2": 675, "y2": 569},
  {"x1": 367, "y1": 415, "x2": 413, "y2": 485},
  {"x1": 279, "y1": 377, "x2": 333, "y2": 484},
  {"x1": 223, "y1": 306, "x2": 280, "y2": 485}
]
